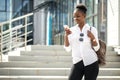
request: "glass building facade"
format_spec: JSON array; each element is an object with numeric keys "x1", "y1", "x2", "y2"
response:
[
  {"x1": 51, "y1": 0, "x2": 80, "y2": 45},
  {"x1": 0, "y1": 0, "x2": 33, "y2": 22},
  {"x1": 0, "y1": 0, "x2": 34, "y2": 44},
  {"x1": 12, "y1": 0, "x2": 33, "y2": 18},
  {"x1": 33, "y1": 0, "x2": 81, "y2": 45},
  {"x1": 0, "y1": 0, "x2": 107, "y2": 45},
  {"x1": 47, "y1": 0, "x2": 107, "y2": 45}
]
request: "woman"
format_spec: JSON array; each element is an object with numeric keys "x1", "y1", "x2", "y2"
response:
[{"x1": 64, "y1": 4, "x2": 100, "y2": 80}]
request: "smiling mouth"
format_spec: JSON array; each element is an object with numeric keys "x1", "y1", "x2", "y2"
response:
[{"x1": 76, "y1": 20, "x2": 80, "y2": 23}]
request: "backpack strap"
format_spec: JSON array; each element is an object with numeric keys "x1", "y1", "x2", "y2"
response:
[{"x1": 90, "y1": 26, "x2": 92, "y2": 31}]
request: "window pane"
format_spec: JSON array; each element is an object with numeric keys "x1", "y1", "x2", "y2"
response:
[
  {"x1": 0, "y1": 0, "x2": 5, "y2": 11},
  {"x1": 0, "y1": 12, "x2": 7, "y2": 22},
  {"x1": 94, "y1": 16, "x2": 97, "y2": 27},
  {"x1": 87, "y1": 18, "x2": 93, "y2": 26},
  {"x1": 86, "y1": 0, "x2": 93, "y2": 16},
  {"x1": 94, "y1": 0, "x2": 97, "y2": 14}
]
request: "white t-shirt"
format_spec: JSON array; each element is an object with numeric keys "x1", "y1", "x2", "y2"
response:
[{"x1": 64, "y1": 24, "x2": 100, "y2": 66}]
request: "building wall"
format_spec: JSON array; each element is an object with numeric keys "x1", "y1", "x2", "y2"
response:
[
  {"x1": 119, "y1": 0, "x2": 120, "y2": 45},
  {"x1": 34, "y1": 9, "x2": 47, "y2": 45},
  {"x1": 33, "y1": 0, "x2": 80, "y2": 45},
  {"x1": 0, "y1": 0, "x2": 110, "y2": 46},
  {"x1": 33, "y1": 0, "x2": 108, "y2": 45},
  {"x1": 33, "y1": 0, "x2": 52, "y2": 45},
  {"x1": 107, "y1": 0, "x2": 119, "y2": 46}
]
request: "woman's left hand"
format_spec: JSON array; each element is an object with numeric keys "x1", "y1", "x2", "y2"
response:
[
  {"x1": 87, "y1": 30, "x2": 98, "y2": 46},
  {"x1": 87, "y1": 30, "x2": 95, "y2": 40}
]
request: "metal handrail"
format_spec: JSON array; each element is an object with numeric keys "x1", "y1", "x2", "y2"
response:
[{"x1": 0, "y1": 13, "x2": 33, "y2": 62}]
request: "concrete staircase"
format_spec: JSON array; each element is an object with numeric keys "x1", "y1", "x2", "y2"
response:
[{"x1": 0, "y1": 45, "x2": 120, "y2": 80}]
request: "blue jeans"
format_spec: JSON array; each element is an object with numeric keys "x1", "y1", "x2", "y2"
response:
[{"x1": 68, "y1": 60, "x2": 99, "y2": 80}]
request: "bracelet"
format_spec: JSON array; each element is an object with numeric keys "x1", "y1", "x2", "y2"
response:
[{"x1": 92, "y1": 39, "x2": 96, "y2": 42}]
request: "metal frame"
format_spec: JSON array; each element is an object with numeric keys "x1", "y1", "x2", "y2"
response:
[{"x1": 0, "y1": 13, "x2": 33, "y2": 62}]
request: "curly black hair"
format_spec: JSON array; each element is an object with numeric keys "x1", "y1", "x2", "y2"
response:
[{"x1": 76, "y1": 4, "x2": 87, "y2": 14}]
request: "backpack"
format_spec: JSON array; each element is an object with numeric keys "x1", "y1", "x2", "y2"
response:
[
  {"x1": 96, "y1": 39, "x2": 106, "y2": 65},
  {"x1": 90, "y1": 27, "x2": 106, "y2": 65}
]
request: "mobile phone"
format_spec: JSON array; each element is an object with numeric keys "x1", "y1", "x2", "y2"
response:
[{"x1": 63, "y1": 25, "x2": 69, "y2": 29}]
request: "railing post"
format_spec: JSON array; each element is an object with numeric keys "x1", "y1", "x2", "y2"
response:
[
  {"x1": 25, "y1": 17, "x2": 28, "y2": 50},
  {"x1": 0, "y1": 13, "x2": 33, "y2": 58},
  {"x1": 9, "y1": 20, "x2": 12, "y2": 52},
  {"x1": 9, "y1": 0, "x2": 12, "y2": 53},
  {"x1": 0, "y1": 24, "x2": 3, "y2": 62}
]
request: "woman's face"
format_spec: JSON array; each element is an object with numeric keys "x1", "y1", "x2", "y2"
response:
[{"x1": 73, "y1": 9, "x2": 86, "y2": 24}]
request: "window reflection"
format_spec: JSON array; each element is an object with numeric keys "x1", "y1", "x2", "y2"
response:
[
  {"x1": 0, "y1": 0, "x2": 10, "y2": 22},
  {"x1": 0, "y1": 0, "x2": 6, "y2": 11},
  {"x1": 12, "y1": 0, "x2": 33, "y2": 19},
  {"x1": 85, "y1": 0, "x2": 98, "y2": 27},
  {"x1": 52, "y1": 0, "x2": 78, "y2": 44}
]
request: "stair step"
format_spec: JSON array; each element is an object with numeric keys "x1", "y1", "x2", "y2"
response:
[
  {"x1": 20, "y1": 51, "x2": 116, "y2": 56},
  {"x1": 106, "y1": 55, "x2": 120, "y2": 62},
  {"x1": 0, "y1": 45, "x2": 119, "y2": 80},
  {"x1": 99, "y1": 68, "x2": 120, "y2": 76},
  {"x1": 106, "y1": 51, "x2": 118, "y2": 56},
  {"x1": 107, "y1": 46, "x2": 114, "y2": 51},
  {"x1": 20, "y1": 50, "x2": 71, "y2": 56},
  {"x1": 8, "y1": 56, "x2": 72, "y2": 62},
  {"x1": 0, "y1": 68, "x2": 120, "y2": 76},
  {"x1": 0, "y1": 62, "x2": 72, "y2": 68},
  {"x1": 8, "y1": 55, "x2": 120, "y2": 62},
  {"x1": 31, "y1": 45, "x2": 65, "y2": 50},
  {"x1": 0, "y1": 61, "x2": 120, "y2": 68},
  {"x1": 0, "y1": 76, "x2": 120, "y2": 80}
]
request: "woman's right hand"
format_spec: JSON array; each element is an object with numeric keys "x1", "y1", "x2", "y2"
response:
[
  {"x1": 63, "y1": 25, "x2": 71, "y2": 46},
  {"x1": 63, "y1": 25, "x2": 72, "y2": 35}
]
